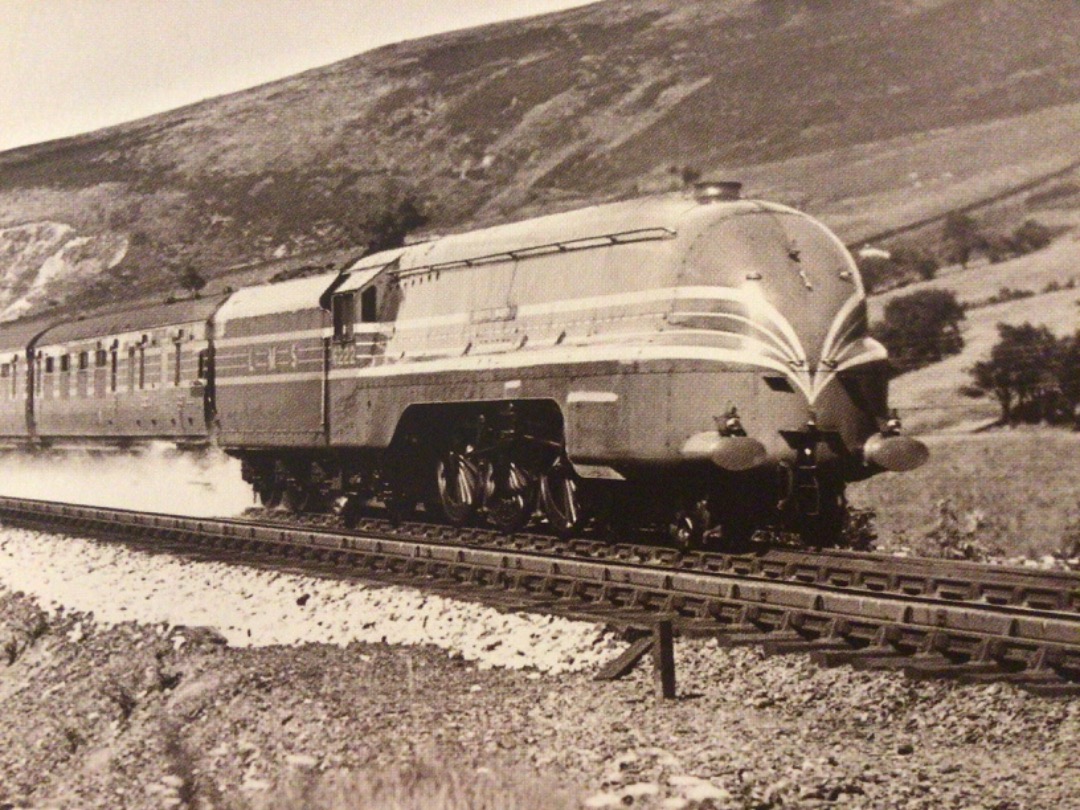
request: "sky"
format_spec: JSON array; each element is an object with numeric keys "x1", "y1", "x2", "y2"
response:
[{"x1": 0, "y1": 0, "x2": 598, "y2": 152}]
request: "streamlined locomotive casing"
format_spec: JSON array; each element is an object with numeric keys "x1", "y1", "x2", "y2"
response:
[
  {"x1": 0, "y1": 187, "x2": 922, "y2": 540},
  {"x1": 313, "y1": 192, "x2": 899, "y2": 482}
]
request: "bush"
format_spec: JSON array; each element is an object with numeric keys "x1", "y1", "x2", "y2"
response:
[
  {"x1": 915, "y1": 499, "x2": 1005, "y2": 562},
  {"x1": 1009, "y1": 219, "x2": 1054, "y2": 254},
  {"x1": 871, "y1": 289, "x2": 965, "y2": 373},
  {"x1": 942, "y1": 212, "x2": 985, "y2": 267},
  {"x1": 966, "y1": 324, "x2": 1080, "y2": 425}
]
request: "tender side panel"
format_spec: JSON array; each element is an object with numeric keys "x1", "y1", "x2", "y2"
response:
[{"x1": 215, "y1": 308, "x2": 331, "y2": 449}]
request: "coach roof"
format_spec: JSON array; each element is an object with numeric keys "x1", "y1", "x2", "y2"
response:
[
  {"x1": 35, "y1": 294, "x2": 229, "y2": 346},
  {"x1": 0, "y1": 315, "x2": 59, "y2": 354}
]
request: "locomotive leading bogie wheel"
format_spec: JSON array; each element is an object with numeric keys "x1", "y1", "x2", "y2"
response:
[
  {"x1": 798, "y1": 486, "x2": 849, "y2": 548},
  {"x1": 436, "y1": 447, "x2": 482, "y2": 527},
  {"x1": 539, "y1": 459, "x2": 586, "y2": 538},
  {"x1": 668, "y1": 499, "x2": 711, "y2": 552}
]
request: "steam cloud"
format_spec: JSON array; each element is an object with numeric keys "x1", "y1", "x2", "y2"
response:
[{"x1": 0, "y1": 443, "x2": 253, "y2": 517}]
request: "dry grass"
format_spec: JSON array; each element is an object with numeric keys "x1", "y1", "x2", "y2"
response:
[
  {"x1": 849, "y1": 429, "x2": 1080, "y2": 559},
  {"x1": 239, "y1": 759, "x2": 579, "y2": 810}
]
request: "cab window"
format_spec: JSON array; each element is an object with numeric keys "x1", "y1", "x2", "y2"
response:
[{"x1": 361, "y1": 286, "x2": 378, "y2": 322}]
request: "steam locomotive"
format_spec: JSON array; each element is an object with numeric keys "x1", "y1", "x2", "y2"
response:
[{"x1": 0, "y1": 184, "x2": 927, "y2": 547}]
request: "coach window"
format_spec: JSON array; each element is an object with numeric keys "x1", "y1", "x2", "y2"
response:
[
  {"x1": 128, "y1": 346, "x2": 136, "y2": 391},
  {"x1": 46, "y1": 356, "x2": 55, "y2": 374},
  {"x1": 78, "y1": 351, "x2": 89, "y2": 371},
  {"x1": 110, "y1": 346, "x2": 118, "y2": 392},
  {"x1": 96, "y1": 347, "x2": 107, "y2": 368},
  {"x1": 10, "y1": 357, "x2": 17, "y2": 399},
  {"x1": 1, "y1": 364, "x2": 8, "y2": 401},
  {"x1": 333, "y1": 292, "x2": 355, "y2": 341}
]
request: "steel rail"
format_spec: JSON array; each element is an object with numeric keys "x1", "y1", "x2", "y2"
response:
[
  {"x1": 1, "y1": 496, "x2": 1078, "y2": 693},
  {"x1": 258, "y1": 509, "x2": 1080, "y2": 614}
]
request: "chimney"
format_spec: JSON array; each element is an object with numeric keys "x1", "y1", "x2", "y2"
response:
[{"x1": 693, "y1": 180, "x2": 743, "y2": 203}]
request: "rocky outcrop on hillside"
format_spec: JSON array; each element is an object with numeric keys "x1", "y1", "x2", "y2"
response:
[{"x1": 0, "y1": 222, "x2": 127, "y2": 321}]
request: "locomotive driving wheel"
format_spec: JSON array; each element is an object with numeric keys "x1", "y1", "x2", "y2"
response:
[
  {"x1": 539, "y1": 457, "x2": 587, "y2": 538},
  {"x1": 483, "y1": 456, "x2": 537, "y2": 534},
  {"x1": 436, "y1": 441, "x2": 482, "y2": 527}
]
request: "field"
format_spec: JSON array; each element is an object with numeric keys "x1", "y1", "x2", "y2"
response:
[{"x1": 849, "y1": 430, "x2": 1080, "y2": 560}]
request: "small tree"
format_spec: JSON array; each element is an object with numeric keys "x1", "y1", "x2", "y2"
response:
[
  {"x1": 891, "y1": 245, "x2": 939, "y2": 281},
  {"x1": 872, "y1": 289, "x2": 965, "y2": 373},
  {"x1": 1009, "y1": 219, "x2": 1054, "y2": 255},
  {"x1": 968, "y1": 322, "x2": 1060, "y2": 424},
  {"x1": 363, "y1": 194, "x2": 428, "y2": 257},
  {"x1": 176, "y1": 265, "x2": 207, "y2": 298},
  {"x1": 942, "y1": 212, "x2": 984, "y2": 268}
]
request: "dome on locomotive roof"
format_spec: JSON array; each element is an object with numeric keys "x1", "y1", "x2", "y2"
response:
[{"x1": 693, "y1": 180, "x2": 743, "y2": 203}]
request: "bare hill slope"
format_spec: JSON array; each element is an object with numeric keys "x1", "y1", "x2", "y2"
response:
[{"x1": 1, "y1": 0, "x2": 1079, "y2": 317}]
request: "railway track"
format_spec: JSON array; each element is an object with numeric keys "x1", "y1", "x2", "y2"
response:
[{"x1": 1, "y1": 495, "x2": 1078, "y2": 696}]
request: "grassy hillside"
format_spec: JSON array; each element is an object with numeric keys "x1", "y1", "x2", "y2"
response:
[
  {"x1": 1, "y1": 0, "x2": 1079, "y2": 317},
  {"x1": 869, "y1": 229, "x2": 1080, "y2": 432}
]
